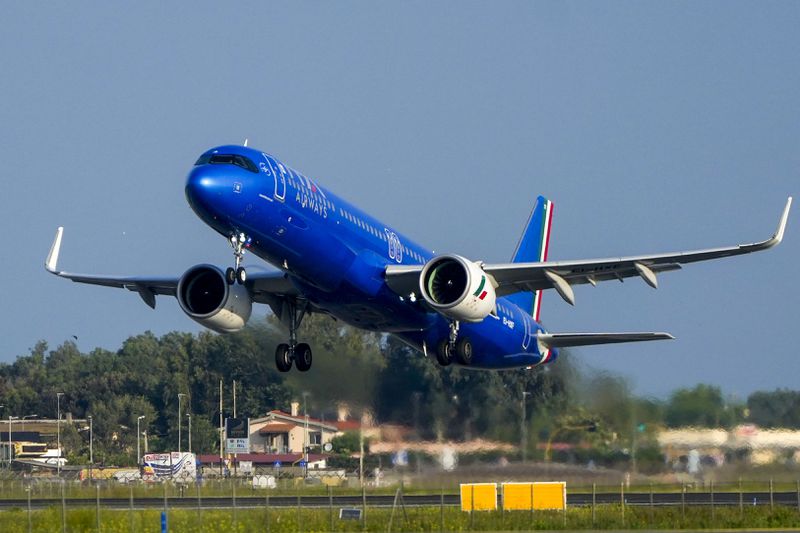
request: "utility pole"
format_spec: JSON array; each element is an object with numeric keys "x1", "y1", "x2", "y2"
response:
[
  {"x1": 302, "y1": 392, "x2": 310, "y2": 479},
  {"x1": 520, "y1": 391, "x2": 530, "y2": 463},
  {"x1": 232, "y1": 380, "x2": 237, "y2": 476},
  {"x1": 219, "y1": 380, "x2": 223, "y2": 476},
  {"x1": 186, "y1": 414, "x2": 192, "y2": 454},
  {"x1": 88, "y1": 415, "x2": 93, "y2": 480},
  {"x1": 137, "y1": 416, "x2": 145, "y2": 465},
  {"x1": 359, "y1": 411, "x2": 365, "y2": 488},
  {"x1": 178, "y1": 393, "x2": 187, "y2": 454},
  {"x1": 56, "y1": 392, "x2": 64, "y2": 477}
]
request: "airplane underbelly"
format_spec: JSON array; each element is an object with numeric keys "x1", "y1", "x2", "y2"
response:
[{"x1": 295, "y1": 279, "x2": 432, "y2": 331}]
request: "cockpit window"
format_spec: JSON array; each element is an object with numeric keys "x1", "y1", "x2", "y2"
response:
[{"x1": 194, "y1": 153, "x2": 258, "y2": 173}]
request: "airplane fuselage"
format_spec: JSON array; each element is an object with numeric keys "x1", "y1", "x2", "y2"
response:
[{"x1": 186, "y1": 145, "x2": 553, "y2": 369}]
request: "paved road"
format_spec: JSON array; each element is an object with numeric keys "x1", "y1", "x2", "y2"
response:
[{"x1": 0, "y1": 491, "x2": 798, "y2": 510}]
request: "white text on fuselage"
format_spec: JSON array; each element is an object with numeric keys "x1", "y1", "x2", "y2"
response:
[
  {"x1": 295, "y1": 190, "x2": 328, "y2": 218},
  {"x1": 386, "y1": 231, "x2": 403, "y2": 263}
]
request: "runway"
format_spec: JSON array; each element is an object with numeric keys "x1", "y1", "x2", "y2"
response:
[{"x1": 0, "y1": 490, "x2": 797, "y2": 510}]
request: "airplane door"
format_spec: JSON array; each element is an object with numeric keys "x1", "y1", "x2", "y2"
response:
[{"x1": 261, "y1": 155, "x2": 286, "y2": 202}]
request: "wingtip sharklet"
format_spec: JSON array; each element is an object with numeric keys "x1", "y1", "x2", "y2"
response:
[
  {"x1": 45, "y1": 227, "x2": 64, "y2": 273},
  {"x1": 773, "y1": 196, "x2": 792, "y2": 244}
]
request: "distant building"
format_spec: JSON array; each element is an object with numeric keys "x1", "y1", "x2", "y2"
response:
[
  {"x1": 249, "y1": 402, "x2": 338, "y2": 454},
  {"x1": 659, "y1": 424, "x2": 800, "y2": 466}
]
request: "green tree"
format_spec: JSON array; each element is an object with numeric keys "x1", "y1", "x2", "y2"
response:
[
  {"x1": 665, "y1": 384, "x2": 736, "y2": 428},
  {"x1": 747, "y1": 389, "x2": 800, "y2": 428}
]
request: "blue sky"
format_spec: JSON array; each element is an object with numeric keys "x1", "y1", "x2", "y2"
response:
[{"x1": 1, "y1": 2, "x2": 797, "y2": 397}]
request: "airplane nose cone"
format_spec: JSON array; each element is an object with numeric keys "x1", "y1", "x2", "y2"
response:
[{"x1": 185, "y1": 167, "x2": 225, "y2": 219}]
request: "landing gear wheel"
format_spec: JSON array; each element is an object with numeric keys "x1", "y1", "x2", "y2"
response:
[
  {"x1": 275, "y1": 343, "x2": 292, "y2": 372},
  {"x1": 225, "y1": 267, "x2": 236, "y2": 285},
  {"x1": 236, "y1": 267, "x2": 247, "y2": 284},
  {"x1": 455, "y1": 337, "x2": 473, "y2": 366},
  {"x1": 436, "y1": 339, "x2": 453, "y2": 366},
  {"x1": 294, "y1": 343, "x2": 313, "y2": 372}
]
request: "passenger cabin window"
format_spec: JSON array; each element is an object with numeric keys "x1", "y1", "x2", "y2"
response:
[{"x1": 194, "y1": 153, "x2": 259, "y2": 173}]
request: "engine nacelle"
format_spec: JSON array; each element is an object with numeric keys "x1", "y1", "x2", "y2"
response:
[
  {"x1": 419, "y1": 254, "x2": 496, "y2": 322},
  {"x1": 177, "y1": 265, "x2": 252, "y2": 333}
]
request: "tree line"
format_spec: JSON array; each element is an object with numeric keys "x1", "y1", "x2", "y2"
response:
[{"x1": 0, "y1": 315, "x2": 797, "y2": 467}]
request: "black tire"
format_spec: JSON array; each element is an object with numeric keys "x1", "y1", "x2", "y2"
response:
[
  {"x1": 455, "y1": 337, "x2": 473, "y2": 366},
  {"x1": 436, "y1": 340, "x2": 452, "y2": 366},
  {"x1": 236, "y1": 267, "x2": 247, "y2": 284},
  {"x1": 275, "y1": 343, "x2": 292, "y2": 372},
  {"x1": 225, "y1": 267, "x2": 236, "y2": 285},
  {"x1": 294, "y1": 343, "x2": 313, "y2": 372}
]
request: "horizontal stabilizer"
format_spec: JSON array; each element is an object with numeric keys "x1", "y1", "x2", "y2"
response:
[{"x1": 538, "y1": 332, "x2": 674, "y2": 349}]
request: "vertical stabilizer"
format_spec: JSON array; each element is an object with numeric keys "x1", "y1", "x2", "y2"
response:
[{"x1": 505, "y1": 196, "x2": 553, "y2": 321}]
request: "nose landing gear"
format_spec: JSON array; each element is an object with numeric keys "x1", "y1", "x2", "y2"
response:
[
  {"x1": 225, "y1": 232, "x2": 251, "y2": 285},
  {"x1": 274, "y1": 299, "x2": 313, "y2": 372}
]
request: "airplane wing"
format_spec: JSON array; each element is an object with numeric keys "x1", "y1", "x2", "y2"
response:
[
  {"x1": 45, "y1": 227, "x2": 298, "y2": 309},
  {"x1": 537, "y1": 332, "x2": 674, "y2": 349},
  {"x1": 385, "y1": 197, "x2": 792, "y2": 305}
]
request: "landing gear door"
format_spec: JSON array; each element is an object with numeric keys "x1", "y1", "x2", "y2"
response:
[{"x1": 260, "y1": 154, "x2": 286, "y2": 202}]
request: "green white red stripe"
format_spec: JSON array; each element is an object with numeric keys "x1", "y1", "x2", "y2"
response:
[
  {"x1": 473, "y1": 274, "x2": 488, "y2": 300},
  {"x1": 532, "y1": 200, "x2": 553, "y2": 322}
]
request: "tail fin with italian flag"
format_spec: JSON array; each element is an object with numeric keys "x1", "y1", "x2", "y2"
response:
[{"x1": 505, "y1": 196, "x2": 553, "y2": 321}]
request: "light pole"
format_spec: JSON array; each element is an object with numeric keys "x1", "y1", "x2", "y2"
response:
[
  {"x1": 88, "y1": 415, "x2": 93, "y2": 479},
  {"x1": 56, "y1": 392, "x2": 64, "y2": 476},
  {"x1": 520, "y1": 391, "x2": 530, "y2": 463},
  {"x1": 7, "y1": 416, "x2": 18, "y2": 468},
  {"x1": 302, "y1": 392, "x2": 310, "y2": 478},
  {"x1": 177, "y1": 393, "x2": 187, "y2": 454},
  {"x1": 137, "y1": 416, "x2": 145, "y2": 465},
  {"x1": 22, "y1": 414, "x2": 38, "y2": 432}
]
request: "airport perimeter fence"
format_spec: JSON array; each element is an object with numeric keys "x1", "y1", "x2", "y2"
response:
[
  {"x1": 0, "y1": 478, "x2": 800, "y2": 532},
  {"x1": 0, "y1": 474, "x2": 800, "y2": 500}
]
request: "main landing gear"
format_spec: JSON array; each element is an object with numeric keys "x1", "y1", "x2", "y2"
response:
[
  {"x1": 436, "y1": 321, "x2": 473, "y2": 367},
  {"x1": 275, "y1": 299, "x2": 313, "y2": 373},
  {"x1": 225, "y1": 232, "x2": 251, "y2": 285}
]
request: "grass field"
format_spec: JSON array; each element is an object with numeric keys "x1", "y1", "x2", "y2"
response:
[{"x1": 0, "y1": 504, "x2": 799, "y2": 532}]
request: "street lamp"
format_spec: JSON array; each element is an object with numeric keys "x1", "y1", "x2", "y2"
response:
[
  {"x1": 56, "y1": 392, "x2": 64, "y2": 476},
  {"x1": 177, "y1": 393, "x2": 187, "y2": 454},
  {"x1": 186, "y1": 413, "x2": 192, "y2": 454},
  {"x1": 136, "y1": 416, "x2": 145, "y2": 465},
  {"x1": 7, "y1": 416, "x2": 18, "y2": 468},
  {"x1": 302, "y1": 392, "x2": 310, "y2": 478},
  {"x1": 21, "y1": 414, "x2": 38, "y2": 432}
]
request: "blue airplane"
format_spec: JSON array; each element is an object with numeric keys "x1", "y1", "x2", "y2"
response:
[{"x1": 45, "y1": 145, "x2": 792, "y2": 372}]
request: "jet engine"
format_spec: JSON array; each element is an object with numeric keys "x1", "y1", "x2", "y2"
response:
[
  {"x1": 177, "y1": 265, "x2": 252, "y2": 333},
  {"x1": 419, "y1": 254, "x2": 496, "y2": 322}
]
